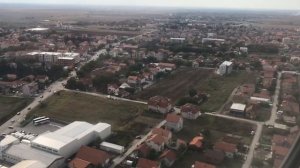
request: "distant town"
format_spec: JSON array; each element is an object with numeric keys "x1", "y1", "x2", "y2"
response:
[{"x1": 0, "y1": 4, "x2": 300, "y2": 168}]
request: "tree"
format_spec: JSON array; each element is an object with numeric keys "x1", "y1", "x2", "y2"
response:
[
  {"x1": 93, "y1": 75, "x2": 118, "y2": 92},
  {"x1": 188, "y1": 88, "x2": 197, "y2": 97},
  {"x1": 66, "y1": 77, "x2": 77, "y2": 90}
]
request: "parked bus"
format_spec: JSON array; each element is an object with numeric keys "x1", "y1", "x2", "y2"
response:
[
  {"x1": 33, "y1": 118, "x2": 50, "y2": 126},
  {"x1": 32, "y1": 116, "x2": 46, "y2": 123}
]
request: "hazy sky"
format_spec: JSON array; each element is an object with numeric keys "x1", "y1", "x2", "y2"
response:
[{"x1": 1, "y1": 0, "x2": 300, "y2": 10}]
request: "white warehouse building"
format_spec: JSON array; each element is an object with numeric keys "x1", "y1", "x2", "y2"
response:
[{"x1": 31, "y1": 121, "x2": 111, "y2": 158}]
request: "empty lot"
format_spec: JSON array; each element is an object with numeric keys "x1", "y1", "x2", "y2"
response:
[{"x1": 135, "y1": 68, "x2": 256, "y2": 112}]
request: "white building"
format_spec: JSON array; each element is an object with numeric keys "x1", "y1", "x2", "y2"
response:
[
  {"x1": 26, "y1": 52, "x2": 80, "y2": 64},
  {"x1": 31, "y1": 121, "x2": 111, "y2": 158},
  {"x1": 10, "y1": 160, "x2": 46, "y2": 168},
  {"x1": 0, "y1": 135, "x2": 19, "y2": 159},
  {"x1": 240, "y1": 47, "x2": 248, "y2": 53},
  {"x1": 218, "y1": 61, "x2": 233, "y2": 75},
  {"x1": 2, "y1": 143, "x2": 64, "y2": 168},
  {"x1": 100, "y1": 142, "x2": 125, "y2": 154}
]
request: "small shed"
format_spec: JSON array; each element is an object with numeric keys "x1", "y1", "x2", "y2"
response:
[
  {"x1": 230, "y1": 103, "x2": 246, "y2": 116},
  {"x1": 100, "y1": 142, "x2": 125, "y2": 154}
]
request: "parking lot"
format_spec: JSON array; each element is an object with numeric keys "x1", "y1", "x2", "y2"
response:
[{"x1": 15, "y1": 121, "x2": 64, "y2": 135}]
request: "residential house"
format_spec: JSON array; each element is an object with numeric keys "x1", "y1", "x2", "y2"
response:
[
  {"x1": 6, "y1": 74, "x2": 17, "y2": 81},
  {"x1": 127, "y1": 76, "x2": 140, "y2": 85},
  {"x1": 148, "y1": 96, "x2": 172, "y2": 114},
  {"x1": 136, "y1": 158, "x2": 160, "y2": 168},
  {"x1": 146, "y1": 128, "x2": 172, "y2": 152},
  {"x1": 181, "y1": 103, "x2": 201, "y2": 119},
  {"x1": 158, "y1": 63, "x2": 176, "y2": 71},
  {"x1": 218, "y1": 61, "x2": 233, "y2": 75},
  {"x1": 68, "y1": 158, "x2": 92, "y2": 168},
  {"x1": 68, "y1": 146, "x2": 111, "y2": 168},
  {"x1": 159, "y1": 150, "x2": 177, "y2": 167},
  {"x1": 204, "y1": 150, "x2": 225, "y2": 165},
  {"x1": 134, "y1": 143, "x2": 152, "y2": 158},
  {"x1": 165, "y1": 114, "x2": 183, "y2": 132},
  {"x1": 192, "y1": 161, "x2": 216, "y2": 168},
  {"x1": 213, "y1": 141, "x2": 237, "y2": 158},
  {"x1": 189, "y1": 135, "x2": 204, "y2": 150}
]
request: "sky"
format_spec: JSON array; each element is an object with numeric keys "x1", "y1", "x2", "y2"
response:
[{"x1": 0, "y1": 0, "x2": 300, "y2": 10}]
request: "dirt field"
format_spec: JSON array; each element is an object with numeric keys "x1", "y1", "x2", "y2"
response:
[
  {"x1": 135, "y1": 68, "x2": 214, "y2": 102},
  {"x1": 135, "y1": 68, "x2": 256, "y2": 112}
]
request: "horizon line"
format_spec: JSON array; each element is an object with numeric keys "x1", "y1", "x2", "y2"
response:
[{"x1": 0, "y1": 2, "x2": 299, "y2": 11}]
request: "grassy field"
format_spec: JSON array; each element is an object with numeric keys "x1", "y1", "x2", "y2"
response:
[
  {"x1": 135, "y1": 68, "x2": 256, "y2": 112},
  {"x1": 0, "y1": 96, "x2": 32, "y2": 124},
  {"x1": 175, "y1": 115, "x2": 255, "y2": 145},
  {"x1": 28, "y1": 91, "x2": 162, "y2": 146}
]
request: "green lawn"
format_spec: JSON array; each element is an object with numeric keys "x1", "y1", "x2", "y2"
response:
[
  {"x1": 174, "y1": 115, "x2": 254, "y2": 146},
  {"x1": 28, "y1": 91, "x2": 161, "y2": 146},
  {"x1": 199, "y1": 71, "x2": 257, "y2": 112},
  {"x1": 0, "y1": 96, "x2": 32, "y2": 124}
]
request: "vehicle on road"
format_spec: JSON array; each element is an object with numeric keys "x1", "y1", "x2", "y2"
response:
[
  {"x1": 40, "y1": 95, "x2": 43, "y2": 98},
  {"x1": 17, "y1": 112, "x2": 21, "y2": 115},
  {"x1": 33, "y1": 117, "x2": 50, "y2": 126},
  {"x1": 27, "y1": 107, "x2": 31, "y2": 110},
  {"x1": 8, "y1": 126, "x2": 14, "y2": 129},
  {"x1": 11, "y1": 120, "x2": 15, "y2": 123}
]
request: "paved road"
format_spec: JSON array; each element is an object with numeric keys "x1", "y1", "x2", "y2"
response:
[
  {"x1": 71, "y1": 90, "x2": 147, "y2": 105},
  {"x1": 0, "y1": 77, "x2": 68, "y2": 134},
  {"x1": 266, "y1": 72, "x2": 282, "y2": 125},
  {"x1": 242, "y1": 72, "x2": 282, "y2": 168},
  {"x1": 109, "y1": 120, "x2": 166, "y2": 168}
]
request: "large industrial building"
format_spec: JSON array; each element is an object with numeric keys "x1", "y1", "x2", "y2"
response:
[
  {"x1": 0, "y1": 121, "x2": 111, "y2": 168},
  {"x1": 31, "y1": 121, "x2": 111, "y2": 158}
]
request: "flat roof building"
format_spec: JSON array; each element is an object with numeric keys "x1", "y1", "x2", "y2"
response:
[
  {"x1": 2, "y1": 143, "x2": 64, "y2": 168},
  {"x1": 31, "y1": 121, "x2": 111, "y2": 158}
]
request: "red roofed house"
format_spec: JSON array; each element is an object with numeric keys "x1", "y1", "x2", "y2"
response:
[
  {"x1": 213, "y1": 141, "x2": 237, "y2": 158},
  {"x1": 148, "y1": 96, "x2": 172, "y2": 114},
  {"x1": 69, "y1": 146, "x2": 111, "y2": 168},
  {"x1": 165, "y1": 114, "x2": 183, "y2": 132},
  {"x1": 136, "y1": 158, "x2": 160, "y2": 168},
  {"x1": 193, "y1": 161, "x2": 216, "y2": 168},
  {"x1": 159, "y1": 149, "x2": 177, "y2": 167},
  {"x1": 181, "y1": 103, "x2": 201, "y2": 119},
  {"x1": 134, "y1": 143, "x2": 152, "y2": 158},
  {"x1": 189, "y1": 135, "x2": 204, "y2": 150},
  {"x1": 69, "y1": 158, "x2": 92, "y2": 168},
  {"x1": 146, "y1": 128, "x2": 172, "y2": 152}
]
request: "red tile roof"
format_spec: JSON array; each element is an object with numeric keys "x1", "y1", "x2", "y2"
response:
[
  {"x1": 189, "y1": 136, "x2": 204, "y2": 149},
  {"x1": 69, "y1": 158, "x2": 91, "y2": 168},
  {"x1": 148, "y1": 96, "x2": 171, "y2": 108},
  {"x1": 166, "y1": 114, "x2": 181, "y2": 123},
  {"x1": 136, "y1": 143, "x2": 151, "y2": 157},
  {"x1": 148, "y1": 134, "x2": 165, "y2": 145},
  {"x1": 152, "y1": 128, "x2": 171, "y2": 138},
  {"x1": 194, "y1": 161, "x2": 216, "y2": 168},
  {"x1": 136, "y1": 158, "x2": 160, "y2": 168},
  {"x1": 159, "y1": 149, "x2": 177, "y2": 161},
  {"x1": 181, "y1": 103, "x2": 200, "y2": 114},
  {"x1": 75, "y1": 146, "x2": 110, "y2": 166}
]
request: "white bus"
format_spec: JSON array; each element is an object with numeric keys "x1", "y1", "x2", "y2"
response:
[
  {"x1": 33, "y1": 118, "x2": 50, "y2": 126},
  {"x1": 32, "y1": 116, "x2": 46, "y2": 123}
]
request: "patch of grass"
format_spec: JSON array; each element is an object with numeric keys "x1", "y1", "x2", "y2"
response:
[
  {"x1": 175, "y1": 115, "x2": 255, "y2": 145},
  {"x1": 0, "y1": 96, "x2": 32, "y2": 124},
  {"x1": 199, "y1": 71, "x2": 256, "y2": 112},
  {"x1": 28, "y1": 91, "x2": 161, "y2": 146}
]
